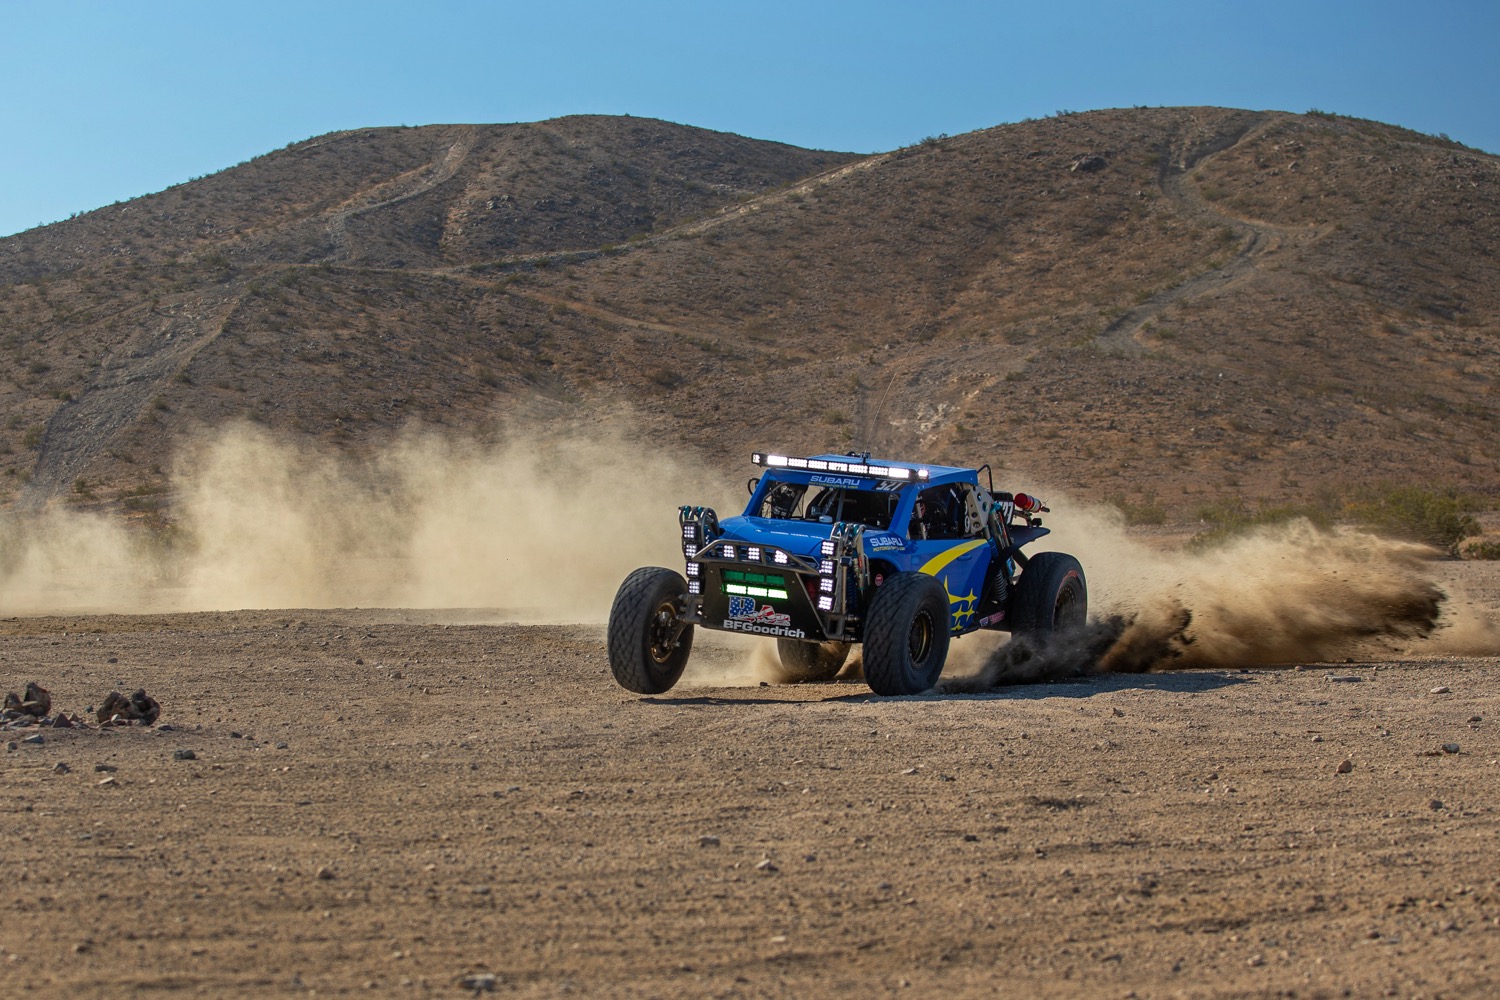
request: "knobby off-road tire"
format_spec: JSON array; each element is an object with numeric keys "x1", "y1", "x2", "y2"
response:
[
  {"x1": 862, "y1": 572, "x2": 951, "y2": 696},
  {"x1": 608, "y1": 567, "x2": 695, "y2": 694},
  {"x1": 1010, "y1": 552, "x2": 1088, "y2": 635},
  {"x1": 774, "y1": 638, "x2": 851, "y2": 683}
]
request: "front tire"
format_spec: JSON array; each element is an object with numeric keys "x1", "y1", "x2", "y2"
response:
[
  {"x1": 608, "y1": 567, "x2": 695, "y2": 694},
  {"x1": 1010, "y1": 552, "x2": 1087, "y2": 635},
  {"x1": 774, "y1": 638, "x2": 851, "y2": 683},
  {"x1": 862, "y1": 573, "x2": 951, "y2": 696}
]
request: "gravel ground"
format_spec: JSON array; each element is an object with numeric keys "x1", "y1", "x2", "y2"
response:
[{"x1": 1, "y1": 574, "x2": 1498, "y2": 998}]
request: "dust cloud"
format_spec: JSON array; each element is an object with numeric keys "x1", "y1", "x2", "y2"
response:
[
  {"x1": 0, "y1": 421, "x2": 731, "y2": 619},
  {"x1": 943, "y1": 499, "x2": 1498, "y2": 691}
]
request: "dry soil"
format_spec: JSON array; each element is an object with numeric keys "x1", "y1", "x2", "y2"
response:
[{"x1": 2, "y1": 564, "x2": 1499, "y2": 998}]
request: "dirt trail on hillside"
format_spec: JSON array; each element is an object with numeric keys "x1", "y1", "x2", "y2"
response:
[
  {"x1": 18, "y1": 287, "x2": 246, "y2": 506},
  {"x1": 325, "y1": 126, "x2": 478, "y2": 261},
  {"x1": 1096, "y1": 112, "x2": 1313, "y2": 355}
]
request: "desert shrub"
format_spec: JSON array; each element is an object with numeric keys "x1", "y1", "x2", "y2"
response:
[
  {"x1": 645, "y1": 366, "x2": 681, "y2": 389},
  {"x1": 1105, "y1": 492, "x2": 1167, "y2": 526},
  {"x1": 1344, "y1": 485, "x2": 1482, "y2": 555},
  {"x1": 1461, "y1": 539, "x2": 1500, "y2": 560},
  {"x1": 1188, "y1": 496, "x2": 1335, "y2": 551}
]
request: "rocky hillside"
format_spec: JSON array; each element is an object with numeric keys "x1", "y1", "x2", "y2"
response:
[{"x1": 0, "y1": 108, "x2": 1494, "y2": 516}]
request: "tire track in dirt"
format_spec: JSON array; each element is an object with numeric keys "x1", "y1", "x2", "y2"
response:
[{"x1": 1096, "y1": 112, "x2": 1314, "y2": 355}]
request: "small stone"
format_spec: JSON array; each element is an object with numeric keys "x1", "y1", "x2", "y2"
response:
[
  {"x1": 1335, "y1": 759, "x2": 1354, "y2": 774},
  {"x1": 1441, "y1": 743, "x2": 1460, "y2": 754},
  {"x1": 458, "y1": 972, "x2": 497, "y2": 992},
  {"x1": 275, "y1": 742, "x2": 288, "y2": 750},
  {"x1": 1312, "y1": 735, "x2": 1324, "y2": 743},
  {"x1": 755, "y1": 858, "x2": 778, "y2": 872},
  {"x1": 697, "y1": 835, "x2": 720, "y2": 848},
  {"x1": 94, "y1": 763, "x2": 116, "y2": 772},
  {"x1": 1247, "y1": 954, "x2": 1265, "y2": 967},
  {"x1": 1468, "y1": 715, "x2": 1483, "y2": 724},
  {"x1": 173, "y1": 749, "x2": 197, "y2": 761},
  {"x1": 53, "y1": 762, "x2": 71, "y2": 774},
  {"x1": 963, "y1": 833, "x2": 980, "y2": 842},
  {"x1": 315, "y1": 866, "x2": 335, "y2": 880},
  {"x1": 21, "y1": 734, "x2": 43, "y2": 746},
  {"x1": 1430, "y1": 686, "x2": 1451, "y2": 694},
  {"x1": 1429, "y1": 799, "x2": 1444, "y2": 810},
  {"x1": 98, "y1": 776, "x2": 117, "y2": 787}
]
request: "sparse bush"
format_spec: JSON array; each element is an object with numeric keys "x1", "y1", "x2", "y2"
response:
[
  {"x1": 645, "y1": 367, "x2": 681, "y2": 389},
  {"x1": 1105, "y1": 492, "x2": 1167, "y2": 526},
  {"x1": 1346, "y1": 485, "x2": 1483, "y2": 555},
  {"x1": 1462, "y1": 539, "x2": 1500, "y2": 560},
  {"x1": 1188, "y1": 496, "x2": 1336, "y2": 550}
]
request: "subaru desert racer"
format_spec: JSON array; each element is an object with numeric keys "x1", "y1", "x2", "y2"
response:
[{"x1": 608, "y1": 452, "x2": 1087, "y2": 696}]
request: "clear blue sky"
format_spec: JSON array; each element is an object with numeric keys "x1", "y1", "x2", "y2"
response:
[{"x1": 3, "y1": 0, "x2": 1496, "y2": 238}]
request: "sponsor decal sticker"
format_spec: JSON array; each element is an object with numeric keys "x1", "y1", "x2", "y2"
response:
[
  {"x1": 724, "y1": 595, "x2": 805, "y2": 638},
  {"x1": 865, "y1": 533, "x2": 905, "y2": 552},
  {"x1": 721, "y1": 619, "x2": 807, "y2": 639},
  {"x1": 728, "y1": 596, "x2": 791, "y2": 625},
  {"x1": 809, "y1": 474, "x2": 864, "y2": 488}
]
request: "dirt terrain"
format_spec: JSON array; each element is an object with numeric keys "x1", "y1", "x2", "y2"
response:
[{"x1": 3, "y1": 559, "x2": 1497, "y2": 998}]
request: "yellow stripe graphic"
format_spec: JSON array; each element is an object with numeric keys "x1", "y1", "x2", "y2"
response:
[{"x1": 917, "y1": 539, "x2": 987, "y2": 577}]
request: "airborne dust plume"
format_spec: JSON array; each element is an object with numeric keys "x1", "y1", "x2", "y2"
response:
[
  {"x1": 0, "y1": 421, "x2": 729, "y2": 618},
  {"x1": 0, "y1": 427, "x2": 1492, "y2": 679},
  {"x1": 941, "y1": 500, "x2": 1497, "y2": 691}
]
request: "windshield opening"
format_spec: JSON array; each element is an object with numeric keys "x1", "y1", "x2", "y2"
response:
[{"x1": 755, "y1": 481, "x2": 900, "y2": 530}]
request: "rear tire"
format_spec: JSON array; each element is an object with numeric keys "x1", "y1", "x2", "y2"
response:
[
  {"x1": 1010, "y1": 552, "x2": 1087, "y2": 635},
  {"x1": 608, "y1": 567, "x2": 695, "y2": 694},
  {"x1": 774, "y1": 638, "x2": 851, "y2": 683},
  {"x1": 862, "y1": 573, "x2": 951, "y2": 696}
]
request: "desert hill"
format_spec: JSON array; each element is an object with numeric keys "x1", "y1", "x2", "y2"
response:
[{"x1": 0, "y1": 107, "x2": 1494, "y2": 516}]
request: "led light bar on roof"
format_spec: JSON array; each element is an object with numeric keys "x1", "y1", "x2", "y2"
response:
[{"x1": 751, "y1": 453, "x2": 930, "y2": 480}]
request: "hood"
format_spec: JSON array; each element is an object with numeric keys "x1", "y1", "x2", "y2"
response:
[{"x1": 717, "y1": 516, "x2": 831, "y2": 559}]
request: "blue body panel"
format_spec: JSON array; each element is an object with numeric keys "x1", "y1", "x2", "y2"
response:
[{"x1": 687, "y1": 454, "x2": 1051, "y2": 638}]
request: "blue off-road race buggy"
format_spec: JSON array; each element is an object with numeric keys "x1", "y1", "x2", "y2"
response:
[{"x1": 608, "y1": 452, "x2": 1088, "y2": 697}]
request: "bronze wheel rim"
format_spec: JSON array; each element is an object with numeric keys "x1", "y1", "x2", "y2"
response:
[
  {"x1": 648, "y1": 600, "x2": 679, "y2": 664},
  {"x1": 907, "y1": 611, "x2": 934, "y2": 665}
]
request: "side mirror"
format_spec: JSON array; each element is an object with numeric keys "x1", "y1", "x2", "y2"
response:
[{"x1": 747, "y1": 477, "x2": 760, "y2": 496}]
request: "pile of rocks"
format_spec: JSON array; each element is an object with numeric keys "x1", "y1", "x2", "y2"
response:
[{"x1": 2, "y1": 681, "x2": 161, "y2": 731}]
